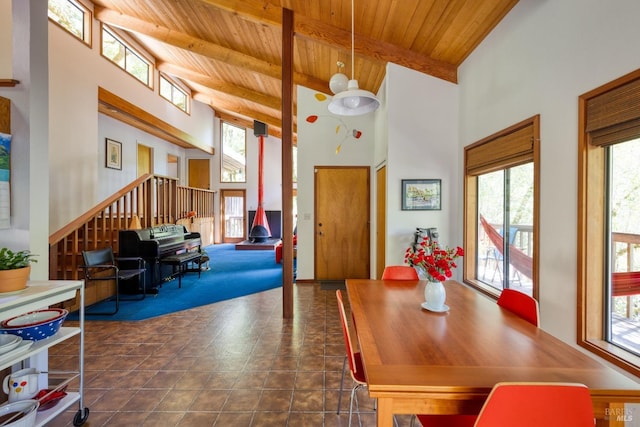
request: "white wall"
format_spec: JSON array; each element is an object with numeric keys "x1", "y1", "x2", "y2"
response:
[
  {"x1": 48, "y1": 10, "x2": 215, "y2": 232},
  {"x1": 458, "y1": 0, "x2": 640, "y2": 344},
  {"x1": 0, "y1": 1, "x2": 49, "y2": 280},
  {"x1": 96, "y1": 114, "x2": 188, "y2": 203},
  {"x1": 384, "y1": 63, "x2": 460, "y2": 271},
  {"x1": 296, "y1": 86, "x2": 375, "y2": 280}
]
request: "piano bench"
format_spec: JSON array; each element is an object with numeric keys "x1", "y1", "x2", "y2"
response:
[{"x1": 159, "y1": 252, "x2": 202, "y2": 288}]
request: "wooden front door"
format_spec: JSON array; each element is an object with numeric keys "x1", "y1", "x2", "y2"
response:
[{"x1": 315, "y1": 166, "x2": 370, "y2": 280}]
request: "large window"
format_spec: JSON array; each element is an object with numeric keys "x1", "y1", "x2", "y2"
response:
[
  {"x1": 101, "y1": 25, "x2": 152, "y2": 87},
  {"x1": 464, "y1": 116, "x2": 540, "y2": 300},
  {"x1": 48, "y1": 0, "x2": 91, "y2": 45},
  {"x1": 221, "y1": 122, "x2": 246, "y2": 183},
  {"x1": 579, "y1": 69, "x2": 640, "y2": 376},
  {"x1": 160, "y1": 74, "x2": 190, "y2": 114}
]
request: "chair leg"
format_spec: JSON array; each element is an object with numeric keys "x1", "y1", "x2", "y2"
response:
[
  {"x1": 337, "y1": 354, "x2": 347, "y2": 414},
  {"x1": 85, "y1": 278, "x2": 119, "y2": 316},
  {"x1": 119, "y1": 270, "x2": 146, "y2": 302},
  {"x1": 349, "y1": 383, "x2": 364, "y2": 427}
]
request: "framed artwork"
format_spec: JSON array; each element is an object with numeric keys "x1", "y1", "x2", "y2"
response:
[
  {"x1": 105, "y1": 138, "x2": 122, "y2": 170},
  {"x1": 402, "y1": 179, "x2": 441, "y2": 210}
]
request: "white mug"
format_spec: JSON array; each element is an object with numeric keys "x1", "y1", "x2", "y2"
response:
[{"x1": 2, "y1": 368, "x2": 40, "y2": 402}]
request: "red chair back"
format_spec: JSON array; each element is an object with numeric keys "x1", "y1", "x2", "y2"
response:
[
  {"x1": 474, "y1": 382, "x2": 594, "y2": 426},
  {"x1": 497, "y1": 289, "x2": 539, "y2": 326},
  {"x1": 336, "y1": 290, "x2": 360, "y2": 377},
  {"x1": 382, "y1": 265, "x2": 419, "y2": 280}
]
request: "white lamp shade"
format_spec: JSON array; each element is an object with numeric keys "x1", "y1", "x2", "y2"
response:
[
  {"x1": 329, "y1": 72, "x2": 349, "y2": 94},
  {"x1": 328, "y1": 79, "x2": 380, "y2": 116}
]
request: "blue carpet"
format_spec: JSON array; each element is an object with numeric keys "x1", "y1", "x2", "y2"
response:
[{"x1": 71, "y1": 244, "x2": 282, "y2": 321}]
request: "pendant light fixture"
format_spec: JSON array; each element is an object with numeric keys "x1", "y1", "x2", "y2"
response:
[
  {"x1": 329, "y1": 61, "x2": 349, "y2": 95},
  {"x1": 328, "y1": 0, "x2": 380, "y2": 116}
]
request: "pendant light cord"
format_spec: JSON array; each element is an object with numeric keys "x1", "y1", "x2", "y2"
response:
[{"x1": 351, "y1": 0, "x2": 355, "y2": 80}]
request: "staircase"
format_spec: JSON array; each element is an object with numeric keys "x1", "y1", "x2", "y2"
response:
[{"x1": 48, "y1": 174, "x2": 215, "y2": 307}]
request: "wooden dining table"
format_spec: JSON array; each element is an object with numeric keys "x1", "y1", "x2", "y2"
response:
[{"x1": 345, "y1": 279, "x2": 640, "y2": 427}]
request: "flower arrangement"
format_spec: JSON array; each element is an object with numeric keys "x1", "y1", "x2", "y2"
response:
[{"x1": 404, "y1": 237, "x2": 464, "y2": 282}]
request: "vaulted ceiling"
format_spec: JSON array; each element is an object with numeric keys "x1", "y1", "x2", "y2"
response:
[{"x1": 92, "y1": 0, "x2": 518, "y2": 138}]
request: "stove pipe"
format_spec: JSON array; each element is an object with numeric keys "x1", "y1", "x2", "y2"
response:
[{"x1": 249, "y1": 122, "x2": 271, "y2": 242}]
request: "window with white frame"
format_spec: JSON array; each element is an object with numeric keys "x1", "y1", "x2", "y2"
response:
[
  {"x1": 160, "y1": 74, "x2": 190, "y2": 114},
  {"x1": 101, "y1": 25, "x2": 152, "y2": 87},
  {"x1": 48, "y1": 0, "x2": 91, "y2": 45},
  {"x1": 221, "y1": 122, "x2": 246, "y2": 183}
]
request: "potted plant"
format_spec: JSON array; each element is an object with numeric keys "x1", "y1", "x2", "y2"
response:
[{"x1": 0, "y1": 248, "x2": 38, "y2": 293}]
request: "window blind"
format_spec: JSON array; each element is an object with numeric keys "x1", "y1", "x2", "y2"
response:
[
  {"x1": 586, "y1": 75, "x2": 640, "y2": 147},
  {"x1": 465, "y1": 119, "x2": 535, "y2": 176}
]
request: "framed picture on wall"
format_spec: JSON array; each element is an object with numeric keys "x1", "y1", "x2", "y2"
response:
[
  {"x1": 105, "y1": 138, "x2": 122, "y2": 170},
  {"x1": 402, "y1": 179, "x2": 441, "y2": 210}
]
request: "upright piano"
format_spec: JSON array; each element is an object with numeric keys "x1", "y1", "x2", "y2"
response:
[{"x1": 119, "y1": 224, "x2": 202, "y2": 292}]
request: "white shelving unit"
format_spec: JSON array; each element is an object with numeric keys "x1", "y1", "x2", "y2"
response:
[{"x1": 0, "y1": 280, "x2": 89, "y2": 426}]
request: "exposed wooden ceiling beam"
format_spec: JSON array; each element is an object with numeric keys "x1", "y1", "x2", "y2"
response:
[
  {"x1": 99, "y1": 87, "x2": 213, "y2": 154},
  {"x1": 295, "y1": 17, "x2": 457, "y2": 83},
  {"x1": 192, "y1": 92, "x2": 284, "y2": 132},
  {"x1": 95, "y1": 6, "x2": 329, "y2": 94},
  {"x1": 158, "y1": 62, "x2": 283, "y2": 111},
  {"x1": 199, "y1": 0, "x2": 458, "y2": 83}
]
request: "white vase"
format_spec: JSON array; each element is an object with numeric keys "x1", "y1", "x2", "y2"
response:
[{"x1": 424, "y1": 281, "x2": 446, "y2": 310}]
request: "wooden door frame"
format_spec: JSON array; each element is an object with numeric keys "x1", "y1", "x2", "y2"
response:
[
  {"x1": 376, "y1": 165, "x2": 386, "y2": 279},
  {"x1": 220, "y1": 189, "x2": 246, "y2": 243},
  {"x1": 314, "y1": 165, "x2": 371, "y2": 280}
]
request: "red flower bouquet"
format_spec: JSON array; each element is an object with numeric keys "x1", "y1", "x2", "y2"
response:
[{"x1": 404, "y1": 237, "x2": 464, "y2": 282}]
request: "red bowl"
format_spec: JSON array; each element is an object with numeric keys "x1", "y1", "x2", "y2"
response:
[{"x1": 35, "y1": 386, "x2": 68, "y2": 411}]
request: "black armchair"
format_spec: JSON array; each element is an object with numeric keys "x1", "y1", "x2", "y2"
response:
[{"x1": 81, "y1": 247, "x2": 146, "y2": 315}]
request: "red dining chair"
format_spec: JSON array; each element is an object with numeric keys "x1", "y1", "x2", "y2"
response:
[
  {"x1": 497, "y1": 288, "x2": 540, "y2": 327},
  {"x1": 474, "y1": 382, "x2": 594, "y2": 426},
  {"x1": 414, "y1": 416, "x2": 477, "y2": 427},
  {"x1": 415, "y1": 290, "x2": 540, "y2": 427},
  {"x1": 336, "y1": 290, "x2": 368, "y2": 426},
  {"x1": 382, "y1": 265, "x2": 419, "y2": 280},
  {"x1": 338, "y1": 265, "x2": 419, "y2": 414}
]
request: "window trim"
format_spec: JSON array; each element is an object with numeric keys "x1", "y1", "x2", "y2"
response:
[
  {"x1": 48, "y1": 0, "x2": 92, "y2": 47},
  {"x1": 100, "y1": 23, "x2": 154, "y2": 89},
  {"x1": 159, "y1": 73, "x2": 191, "y2": 114},
  {"x1": 578, "y1": 68, "x2": 640, "y2": 377},
  {"x1": 463, "y1": 115, "x2": 540, "y2": 300},
  {"x1": 220, "y1": 121, "x2": 247, "y2": 184}
]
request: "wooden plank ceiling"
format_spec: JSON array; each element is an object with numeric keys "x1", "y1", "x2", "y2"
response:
[{"x1": 92, "y1": 0, "x2": 518, "y2": 138}]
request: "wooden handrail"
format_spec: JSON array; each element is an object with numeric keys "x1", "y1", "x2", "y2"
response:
[
  {"x1": 49, "y1": 174, "x2": 155, "y2": 245},
  {"x1": 48, "y1": 174, "x2": 215, "y2": 286}
]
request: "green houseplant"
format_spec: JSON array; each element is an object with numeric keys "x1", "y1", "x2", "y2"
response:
[{"x1": 0, "y1": 248, "x2": 38, "y2": 292}]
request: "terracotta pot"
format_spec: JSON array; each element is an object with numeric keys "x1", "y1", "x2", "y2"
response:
[{"x1": 0, "y1": 266, "x2": 30, "y2": 293}]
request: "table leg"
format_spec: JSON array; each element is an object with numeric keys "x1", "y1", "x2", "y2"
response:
[{"x1": 376, "y1": 398, "x2": 395, "y2": 427}]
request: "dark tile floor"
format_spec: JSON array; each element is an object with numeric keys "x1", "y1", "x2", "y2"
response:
[{"x1": 47, "y1": 283, "x2": 414, "y2": 426}]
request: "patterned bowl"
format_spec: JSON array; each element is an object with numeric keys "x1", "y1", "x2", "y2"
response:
[{"x1": 0, "y1": 309, "x2": 68, "y2": 341}]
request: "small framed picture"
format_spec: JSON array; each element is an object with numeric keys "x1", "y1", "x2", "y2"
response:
[
  {"x1": 402, "y1": 179, "x2": 441, "y2": 210},
  {"x1": 105, "y1": 138, "x2": 122, "y2": 170}
]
